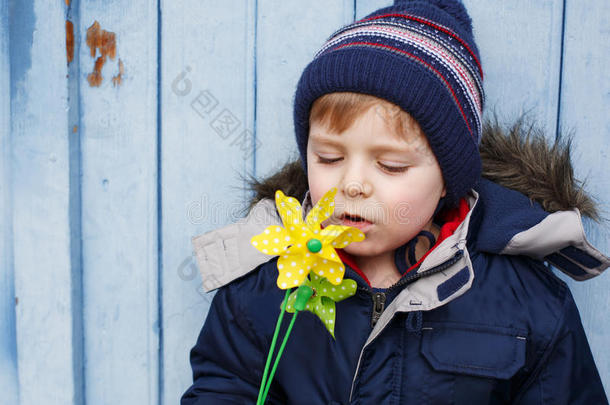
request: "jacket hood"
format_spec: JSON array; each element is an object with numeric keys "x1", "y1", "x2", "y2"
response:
[{"x1": 193, "y1": 119, "x2": 609, "y2": 292}]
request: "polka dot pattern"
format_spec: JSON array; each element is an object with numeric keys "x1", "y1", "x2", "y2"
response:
[
  {"x1": 281, "y1": 272, "x2": 358, "y2": 339},
  {"x1": 250, "y1": 225, "x2": 290, "y2": 257},
  {"x1": 305, "y1": 187, "x2": 337, "y2": 228}
]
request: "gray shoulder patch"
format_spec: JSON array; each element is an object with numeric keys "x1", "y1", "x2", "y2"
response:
[
  {"x1": 501, "y1": 208, "x2": 609, "y2": 280},
  {"x1": 191, "y1": 199, "x2": 281, "y2": 292}
]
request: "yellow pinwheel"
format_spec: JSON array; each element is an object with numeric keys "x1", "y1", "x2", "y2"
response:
[{"x1": 251, "y1": 187, "x2": 365, "y2": 289}]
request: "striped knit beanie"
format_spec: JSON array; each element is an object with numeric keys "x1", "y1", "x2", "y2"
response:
[{"x1": 293, "y1": 0, "x2": 485, "y2": 208}]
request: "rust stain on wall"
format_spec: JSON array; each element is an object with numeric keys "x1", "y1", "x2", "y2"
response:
[
  {"x1": 86, "y1": 20, "x2": 123, "y2": 87},
  {"x1": 112, "y1": 59, "x2": 124, "y2": 87},
  {"x1": 73, "y1": 125, "x2": 78, "y2": 133},
  {"x1": 65, "y1": 20, "x2": 74, "y2": 64},
  {"x1": 65, "y1": 0, "x2": 71, "y2": 6}
]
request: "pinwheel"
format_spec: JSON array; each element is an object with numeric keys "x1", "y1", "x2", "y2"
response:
[
  {"x1": 251, "y1": 187, "x2": 365, "y2": 405},
  {"x1": 251, "y1": 187, "x2": 364, "y2": 288}
]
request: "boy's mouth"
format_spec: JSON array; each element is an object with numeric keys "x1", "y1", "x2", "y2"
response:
[{"x1": 339, "y1": 213, "x2": 373, "y2": 231}]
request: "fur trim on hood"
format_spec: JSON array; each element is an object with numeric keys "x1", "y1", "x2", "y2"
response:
[{"x1": 243, "y1": 118, "x2": 603, "y2": 222}]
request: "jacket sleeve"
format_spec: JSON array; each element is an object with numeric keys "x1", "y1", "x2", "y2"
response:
[
  {"x1": 180, "y1": 283, "x2": 285, "y2": 404},
  {"x1": 514, "y1": 287, "x2": 608, "y2": 404}
]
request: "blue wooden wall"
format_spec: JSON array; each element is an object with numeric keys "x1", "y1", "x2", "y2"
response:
[{"x1": 1, "y1": 0, "x2": 608, "y2": 403}]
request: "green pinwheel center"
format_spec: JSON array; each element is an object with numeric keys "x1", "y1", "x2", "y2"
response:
[{"x1": 306, "y1": 238, "x2": 322, "y2": 253}]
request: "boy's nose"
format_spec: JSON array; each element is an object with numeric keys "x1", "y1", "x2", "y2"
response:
[{"x1": 344, "y1": 181, "x2": 372, "y2": 198}]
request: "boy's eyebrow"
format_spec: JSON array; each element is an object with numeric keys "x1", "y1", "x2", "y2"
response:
[{"x1": 310, "y1": 133, "x2": 421, "y2": 154}]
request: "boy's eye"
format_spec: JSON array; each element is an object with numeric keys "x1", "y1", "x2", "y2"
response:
[
  {"x1": 379, "y1": 162, "x2": 409, "y2": 173},
  {"x1": 316, "y1": 155, "x2": 409, "y2": 173},
  {"x1": 316, "y1": 155, "x2": 342, "y2": 164}
]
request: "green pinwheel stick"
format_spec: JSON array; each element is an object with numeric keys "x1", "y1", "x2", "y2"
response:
[{"x1": 256, "y1": 285, "x2": 313, "y2": 405}]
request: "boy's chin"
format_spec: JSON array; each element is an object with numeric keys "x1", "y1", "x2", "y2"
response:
[{"x1": 340, "y1": 240, "x2": 390, "y2": 258}]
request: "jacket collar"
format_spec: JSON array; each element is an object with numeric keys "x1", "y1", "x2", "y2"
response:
[{"x1": 192, "y1": 181, "x2": 608, "y2": 294}]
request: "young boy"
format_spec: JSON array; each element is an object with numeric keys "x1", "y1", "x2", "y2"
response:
[{"x1": 182, "y1": 1, "x2": 609, "y2": 403}]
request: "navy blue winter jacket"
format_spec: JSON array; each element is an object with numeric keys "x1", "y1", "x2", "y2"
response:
[{"x1": 181, "y1": 178, "x2": 609, "y2": 404}]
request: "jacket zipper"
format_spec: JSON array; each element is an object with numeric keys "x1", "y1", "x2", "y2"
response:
[
  {"x1": 357, "y1": 249, "x2": 465, "y2": 328},
  {"x1": 370, "y1": 292, "x2": 386, "y2": 328},
  {"x1": 348, "y1": 248, "x2": 466, "y2": 403}
]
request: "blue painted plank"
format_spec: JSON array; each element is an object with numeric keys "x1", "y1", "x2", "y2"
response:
[
  {"x1": 464, "y1": 0, "x2": 564, "y2": 133},
  {"x1": 159, "y1": 0, "x2": 257, "y2": 402},
  {"x1": 557, "y1": 0, "x2": 610, "y2": 394},
  {"x1": 356, "y1": 0, "x2": 392, "y2": 19},
  {"x1": 78, "y1": 1, "x2": 159, "y2": 404},
  {"x1": 0, "y1": 1, "x2": 19, "y2": 404},
  {"x1": 254, "y1": 0, "x2": 355, "y2": 179},
  {"x1": 10, "y1": 1, "x2": 81, "y2": 404}
]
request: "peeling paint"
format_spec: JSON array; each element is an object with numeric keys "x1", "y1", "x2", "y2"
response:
[
  {"x1": 65, "y1": 20, "x2": 74, "y2": 64},
  {"x1": 112, "y1": 58, "x2": 124, "y2": 87},
  {"x1": 86, "y1": 20, "x2": 121, "y2": 87}
]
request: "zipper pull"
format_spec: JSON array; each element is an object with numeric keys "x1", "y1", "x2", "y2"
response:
[{"x1": 370, "y1": 292, "x2": 386, "y2": 328}]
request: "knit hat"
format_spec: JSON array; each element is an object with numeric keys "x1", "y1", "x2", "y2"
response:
[{"x1": 293, "y1": 0, "x2": 485, "y2": 208}]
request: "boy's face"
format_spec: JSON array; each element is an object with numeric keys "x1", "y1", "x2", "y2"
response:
[{"x1": 306, "y1": 103, "x2": 446, "y2": 261}]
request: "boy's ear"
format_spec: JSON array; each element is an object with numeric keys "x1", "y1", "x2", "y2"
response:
[{"x1": 441, "y1": 186, "x2": 447, "y2": 198}]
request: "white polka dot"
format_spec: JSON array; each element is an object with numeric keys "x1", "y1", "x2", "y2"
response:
[
  {"x1": 285, "y1": 236, "x2": 290, "y2": 241},
  {"x1": 290, "y1": 226, "x2": 295, "y2": 231},
  {"x1": 293, "y1": 279, "x2": 299, "y2": 285},
  {"x1": 302, "y1": 233, "x2": 306, "y2": 237},
  {"x1": 330, "y1": 268, "x2": 335, "y2": 273},
  {"x1": 336, "y1": 277, "x2": 341, "y2": 282},
  {"x1": 322, "y1": 309, "x2": 325, "y2": 313},
  {"x1": 330, "y1": 309, "x2": 334, "y2": 313},
  {"x1": 297, "y1": 244, "x2": 302, "y2": 248},
  {"x1": 291, "y1": 262, "x2": 296, "y2": 267},
  {"x1": 305, "y1": 253, "x2": 310, "y2": 257},
  {"x1": 276, "y1": 228, "x2": 281, "y2": 232},
  {"x1": 331, "y1": 253, "x2": 335, "y2": 258},
  {"x1": 253, "y1": 241, "x2": 258, "y2": 246},
  {"x1": 341, "y1": 286, "x2": 345, "y2": 290},
  {"x1": 265, "y1": 229, "x2": 271, "y2": 234},
  {"x1": 281, "y1": 282, "x2": 287, "y2": 288},
  {"x1": 338, "y1": 295, "x2": 344, "y2": 299},
  {"x1": 329, "y1": 320, "x2": 333, "y2": 324},
  {"x1": 332, "y1": 288, "x2": 336, "y2": 291},
  {"x1": 273, "y1": 248, "x2": 278, "y2": 253},
  {"x1": 323, "y1": 259, "x2": 327, "y2": 264},
  {"x1": 348, "y1": 233, "x2": 352, "y2": 237},
  {"x1": 274, "y1": 238, "x2": 279, "y2": 243},
  {"x1": 286, "y1": 272, "x2": 292, "y2": 277},
  {"x1": 263, "y1": 240, "x2": 269, "y2": 245},
  {"x1": 263, "y1": 249, "x2": 268, "y2": 253},
  {"x1": 293, "y1": 219, "x2": 299, "y2": 224},
  {"x1": 320, "y1": 270, "x2": 325, "y2": 275},
  {"x1": 287, "y1": 305, "x2": 291, "y2": 310},
  {"x1": 299, "y1": 269, "x2": 304, "y2": 274},
  {"x1": 332, "y1": 242, "x2": 337, "y2": 246},
  {"x1": 330, "y1": 202, "x2": 334, "y2": 206}
]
